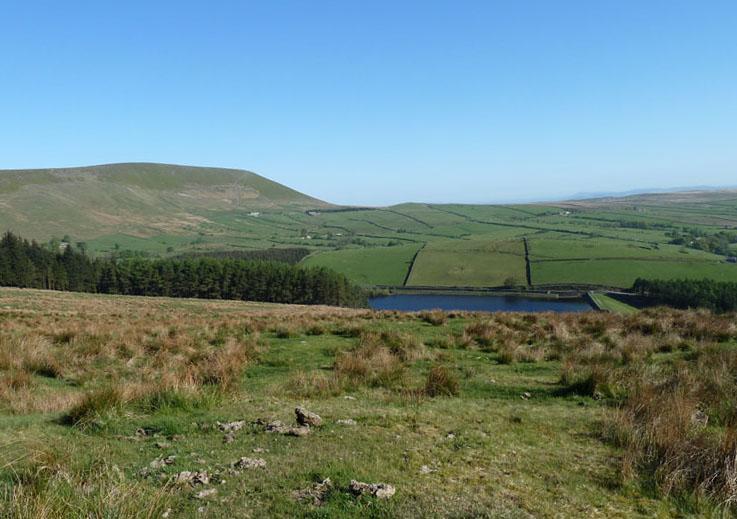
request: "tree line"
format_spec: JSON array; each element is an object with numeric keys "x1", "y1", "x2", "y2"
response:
[
  {"x1": 633, "y1": 277, "x2": 737, "y2": 313},
  {"x1": 0, "y1": 232, "x2": 367, "y2": 307},
  {"x1": 174, "y1": 248, "x2": 311, "y2": 265}
]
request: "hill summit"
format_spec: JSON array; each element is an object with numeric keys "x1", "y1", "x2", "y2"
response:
[{"x1": 0, "y1": 163, "x2": 329, "y2": 239}]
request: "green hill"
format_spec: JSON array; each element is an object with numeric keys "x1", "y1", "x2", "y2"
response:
[{"x1": 0, "y1": 163, "x2": 329, "y2": 241}]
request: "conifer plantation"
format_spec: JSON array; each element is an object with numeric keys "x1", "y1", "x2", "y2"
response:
[{"x1": 0, "y1": 232, "x2": 367, "y2": 307}]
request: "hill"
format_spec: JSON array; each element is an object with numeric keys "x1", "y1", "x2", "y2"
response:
[{"x1": 0, "y1": 163, "x2": 330, "y2": 241}]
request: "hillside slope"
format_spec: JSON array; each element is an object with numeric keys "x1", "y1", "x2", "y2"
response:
[{"x1": 0, "y1": 163, "x2": 330, "y2": 240}]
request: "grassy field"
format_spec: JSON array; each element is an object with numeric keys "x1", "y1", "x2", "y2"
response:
[
  {"x1": 300, "y1": 244, "x2": 422, "y2": 286},
  {"x1": 588, "y1": 293, "x2": 638, "y2": 314},
  {"x1": 532, "y1": 259, "x2": 737, "y2": 288},
  {"x1": 407, "y1": 239, "x2": 527, "y2": 287},
  {"x1": 4, "y1": 289, "x2": 737, "y2": 517}
]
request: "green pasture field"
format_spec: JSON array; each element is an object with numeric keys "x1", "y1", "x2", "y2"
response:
[
  {"x1": 407, "y1": 238, "x2": 527, "y2": 287},
  {"x1": 528, "y1": 237, "x2": 721, "y2": 261},
  {"x1": 300, "y1": 244, "x2": 423, "y2": 285},
  {"x1": 532, "y1": 259, "x2": 737, "y2": 288}
]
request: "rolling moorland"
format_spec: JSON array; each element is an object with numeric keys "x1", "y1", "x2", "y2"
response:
[
  {"x1": 3, "y1": 288, "x2": 737, "y2": 518},
  {"x1": 1, "y1": 163, "x2": 736, "y2": 290},
  {"x1": 2, "y1": 163, "x2": 737, "y2": 517}
]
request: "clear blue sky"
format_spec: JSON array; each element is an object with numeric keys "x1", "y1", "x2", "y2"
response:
[{"x1": 1, "y1": 1, "x2": 736, "y2": 205}]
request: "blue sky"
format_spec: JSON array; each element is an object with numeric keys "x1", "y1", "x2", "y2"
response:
[{"x1": 1, "y1": 1, "x2": 736, "y2": 205}]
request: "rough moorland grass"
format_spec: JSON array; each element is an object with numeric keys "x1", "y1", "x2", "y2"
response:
[{"x1": 3, "y1": 288, "x2": 737, "y2": 517}]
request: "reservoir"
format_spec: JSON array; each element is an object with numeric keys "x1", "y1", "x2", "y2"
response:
[{"x1": 369, "y1": 293, "x2": 593, "y2": 313}]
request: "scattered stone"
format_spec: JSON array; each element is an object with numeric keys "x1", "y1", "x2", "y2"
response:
[
  {"x1": 155, "y1": 442, "x2": 171, "y2": 449},
  {"x1": 349, "y1": 480, "x2": 396, "y2": 499},
  {"x1": 295, "y1": 407, "x2": 322, "y2": 427},
  {"x1": 419, "y1": 465, "x2": 435, "y2": 474},
  {"x1": 224, "y1": 433, "x2": 236, "y2": 444},
  {"x1": 253, "y1": 447, "x2": 268, "y2": 453},
  {"x1": 174, "y1": 471, "x2": 210, "y2": 485},
  {"x1": 116, "y1": 434, "x2": 142, "y2": 442},
  {"x1": 520, "y1": 392, "x2": 532, "y2": 400},
  {"x1": 171, "y1": 434, "x2": 185, "y2": 441},
  {"x1": 292, "y1": 477, "x2": 332, "y2": 506},
  {"x1": 149, "y1": 459, "x2": 165, "y2": 471},
  {"x1": 162, "y1": 508, "x2": 171, "y2": 518},
  {"x1": 446, "y1": 432, "x2": 457, "y2": 439},
  {"x1": 343, "y1": 396, "x2": 357, "y2": 400},
  {"x1": 487, "y1": 378, "x2": 497, "y2": 384},
  {"x1": 218, "y1": 420, "x2": 246, "y2": 433},
  {"x1": 139, "y1": 456, "x2": 177, "y2": 477},
  {"x1": 231, "y1": 457, "x2": 266, "y2": 470},
  {"x1": 135, "y1": 428, "x2": 147, "y2": 438},
  {"x1": 336, "y1": 419, "x2": 357, "y2": 426},
  {"x1": 194, "y1": 488, "x2": 217, "y2": 500},
  {"x1": 264, "y1": 420, "x2": 311, "y2": 437}
]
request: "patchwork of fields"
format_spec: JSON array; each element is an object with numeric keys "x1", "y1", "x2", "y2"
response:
[{"x1": 299, "y1": 192, "x2": 737, "y2": 288}]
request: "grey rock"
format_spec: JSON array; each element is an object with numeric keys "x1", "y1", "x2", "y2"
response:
[
  {"x1": 349, "y1": 480, "x2": 396, "y2": 499},
  {"x1": 292, "y1": 477, "x2": 332, "y2": 506},
  {"x1": 174, "y1": 471, "x2": 210, "y2": 485},
  {"x1": 231, "y1": 457, "x2": 266, "y2": 470},
  {"x1": 264, "y1": 420, "x2": 311, "y2": 437},
  {"x1": 217, "y1": 420, "x2": 246, "y2": 433},
  {"x1": 295, "y1": 407, "x2": 322, "y2": 427},
  {"x1": 194, "y1": 488, "x2": 217, "y2": 500}
]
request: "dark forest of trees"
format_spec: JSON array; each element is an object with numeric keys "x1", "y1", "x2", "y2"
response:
[
  {"x1": 633, "y1": 277, "x2": 737, "y2": 313},
  {"x1": 0, "y1": 232, "x2": 367, "y2": 307},
  {"x1": 174, "y1": 248, "x2": 311, "y2": 265}
]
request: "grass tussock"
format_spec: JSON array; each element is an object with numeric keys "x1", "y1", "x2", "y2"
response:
[
  {"x1": 2, "y1": 442, "x2": 173, "y2": 519},
  {"x1": 425, "y1": 364, "x2": 460, "y2": 397},
  {"x1": 418, "y1": 309, "x2": 448, "y2": 327}
]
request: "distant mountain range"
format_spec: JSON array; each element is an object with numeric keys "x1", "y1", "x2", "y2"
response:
[{"x1": 567, "y1": 186, "x2": 737, "y2": 200}]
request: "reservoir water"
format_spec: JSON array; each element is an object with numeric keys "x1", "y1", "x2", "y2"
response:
[{"x1": 369, "y1": 293, "x2": 593, "y2": 313}]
